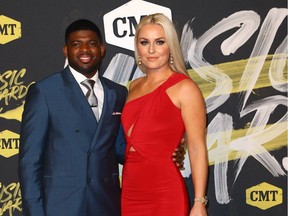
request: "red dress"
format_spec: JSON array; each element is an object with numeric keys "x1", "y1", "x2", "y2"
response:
[{"x1": 121, "y1": 73, "x2": 189, "y2": 216}]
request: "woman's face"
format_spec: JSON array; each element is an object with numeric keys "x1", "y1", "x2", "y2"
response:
[{"x1": 137, "y1": 24, "x2": 170, "y2": 72}]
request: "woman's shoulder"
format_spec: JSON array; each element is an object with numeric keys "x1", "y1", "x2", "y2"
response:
[
  {"x1": 172, "y1": 73, "x2": 202, "y2": 97},
  {"x1": 172, "y1": 72, "x2": 195, "y2": 87}
]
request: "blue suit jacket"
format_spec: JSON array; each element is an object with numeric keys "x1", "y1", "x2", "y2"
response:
[{"x1": 18, "y1": 67, "x2": 127, "y2": 216}]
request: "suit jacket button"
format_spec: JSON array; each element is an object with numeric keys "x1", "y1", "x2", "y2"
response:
[
  {"x1": 87, "y1": 178, "x2": 91, "y2": 183},
  {"x1": 104, "y1": 178, "x2": 110, "y2": 183}
]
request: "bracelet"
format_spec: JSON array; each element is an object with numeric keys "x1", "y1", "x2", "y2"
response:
[{"x1": 194, "y1": 196, "x2": 208, "y2": 206}]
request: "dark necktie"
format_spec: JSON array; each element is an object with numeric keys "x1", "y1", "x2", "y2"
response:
[{"x1": 81, "y1": 79, "x2": 99, "y2": 121}]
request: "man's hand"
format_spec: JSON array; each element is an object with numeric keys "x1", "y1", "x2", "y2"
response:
[{"x1": 172, "y1": 138, "x2": 186, "y2": 170}]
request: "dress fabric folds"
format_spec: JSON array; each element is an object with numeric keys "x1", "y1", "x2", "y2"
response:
[{"x1": 121, "y1": 73, "x2": 189, "y2": 216}]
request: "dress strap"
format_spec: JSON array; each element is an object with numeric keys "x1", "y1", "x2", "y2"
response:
[{"x1": 162, "y1": 73, "x2": 189, "y2": 90}]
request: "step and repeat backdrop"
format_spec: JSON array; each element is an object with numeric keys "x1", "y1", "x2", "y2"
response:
[{"x1": 0, "y1": 0, "x2": 287, "y2": 215}]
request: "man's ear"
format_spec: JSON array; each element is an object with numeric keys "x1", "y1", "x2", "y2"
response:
[
  {"x1": 100, "y1": 45, "x2": 106, "y2": 58},
  {"x1": 63, "y1": 46, "x2": 67, "y2": 58},
  {"x1": 63, "y1": 46, "x2": 68, "y2": 57}
]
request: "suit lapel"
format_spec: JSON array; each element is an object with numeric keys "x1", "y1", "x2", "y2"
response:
[
  {"x1": 91, "y1": 77, "x2": 116, "y2": 149},
  {"x1": 61, "y1": 67, "x2": 98, "y2": 133},
  {"x1": 61, "y1": 69, "x2": 117, "y2": 151}
]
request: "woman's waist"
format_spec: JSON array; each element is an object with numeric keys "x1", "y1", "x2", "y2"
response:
[
  {"x1": 126, "y1": 141, "x2": 181, "y2": 155},
  {"x1": 125, "y1": 148, "x2": 178, "y2": 166}
]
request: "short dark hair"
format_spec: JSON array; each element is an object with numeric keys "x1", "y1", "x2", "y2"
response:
[{"x1": 65, "y1": 19, "x2": 103, "y2": 44}]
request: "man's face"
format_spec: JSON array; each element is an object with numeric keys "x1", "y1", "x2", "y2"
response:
[{"x1": 63, "y1": 30, "x2": 105, "y2": 78}]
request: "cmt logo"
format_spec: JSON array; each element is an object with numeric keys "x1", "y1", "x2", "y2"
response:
[
  {"x1": 0, "y1": 130, "x2": 20, "y2": 158},
  {"x1": 0, "y1": 15, "x2": 21, "y2": 44},
  {"x1": 246, "y1": 182, "x2": 283, "y2": 210},
  {"x1": 103, "y1": 0, "x2": 171, "y2": 51}
]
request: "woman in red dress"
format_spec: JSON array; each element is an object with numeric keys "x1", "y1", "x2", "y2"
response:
[{"x1": 121, "y1": 13, "x2": 208, "y2": 216}]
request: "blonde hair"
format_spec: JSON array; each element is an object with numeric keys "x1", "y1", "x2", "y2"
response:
[{"x1": 134, "y1": 13, "x2": 188, "y2": 76}]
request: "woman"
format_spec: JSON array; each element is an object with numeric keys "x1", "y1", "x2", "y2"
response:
[{"x1": 121, "y1": 13, "x2": 208, "y2": 216}]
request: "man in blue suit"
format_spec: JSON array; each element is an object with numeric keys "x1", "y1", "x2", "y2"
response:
[
  {"x1": 19, "y1": 19, "x2": 184, "y2": 216},
  {"x1": 19, "y1": 19, "x2": 127, "y2": 216}
]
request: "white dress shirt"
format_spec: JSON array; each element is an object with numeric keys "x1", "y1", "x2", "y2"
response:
[{"x1": 69, "y1": 66, "x2": 104, "y2": 118}]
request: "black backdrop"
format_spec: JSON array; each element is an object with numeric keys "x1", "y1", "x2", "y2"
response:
[{"x1": 1, "y1": 0, "x2": 287, "y2": 215}]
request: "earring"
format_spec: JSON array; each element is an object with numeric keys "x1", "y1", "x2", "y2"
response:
[
  {"x1": 138, "y1": 56, "x2": 142, "y2": 65},
  {"x1": 170, "y1": 54, "x2": 174, "y2": 65}
]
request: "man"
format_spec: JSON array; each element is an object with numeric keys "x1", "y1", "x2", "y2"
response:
[{"x1": 19, "y1": 19, "x2": 184, "y2": 216}]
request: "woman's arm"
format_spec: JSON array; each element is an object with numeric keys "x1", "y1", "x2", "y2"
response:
[{"x1": 178, "y1": 79, "x2": 208, "y2": 216}]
